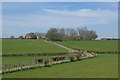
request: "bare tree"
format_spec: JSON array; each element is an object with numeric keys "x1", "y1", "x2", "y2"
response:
[
  {"x1": 34, "y1": 32, "x2": 42, "y2": 39},
  {"x1": 46, "y1": 27, "x2": 97, "y2": 41},
  {"x1": 46, "y1": 28, "x2": 62, "y2": 41},
  {"x1": 64, "y1": 28, "x2": 78, "y2": 40},
  {"x1": 58, "y1": 28, "x2": 65, "y2": 40},
  {"x1": 77, "y1": 27, "x2": 98, "y2": 40}
]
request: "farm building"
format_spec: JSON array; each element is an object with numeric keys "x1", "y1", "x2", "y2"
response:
[
  {"x1": 25, "y1": 33, "x2": 37, "y2": 39},
  {"x1": 35, "y1": 33, "x2": 47, "y2": 39}
]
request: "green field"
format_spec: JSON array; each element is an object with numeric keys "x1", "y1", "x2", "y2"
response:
[
  {"x1": 3, "y1": 54, "x2": 118, "y2": 78},
  {"x1": 3, "y1": 56, "x2": 53, "y2": 65},
  {"x1": 0, "y1": 39, "x2": 1, "y2": 53},
  {"x1": 2, "y1": 39, "x2": 118, "y2": 54},
  {"x1": 60, "y1": 40, "x2": 118, "y2": 52},
  {"x1": 2, "y1": 39, "x2": 68, "y2": 54},
  {"x1": 2, "y1": 39, "x2": 118, "y2": 78},
  {"x1": 3, "y1": 53, "x2": 77, "y2": 65}
]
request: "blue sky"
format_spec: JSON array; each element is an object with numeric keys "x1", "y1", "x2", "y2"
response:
[{"x1": 2, "y1": 2, "x2": 118, "y2": 38}]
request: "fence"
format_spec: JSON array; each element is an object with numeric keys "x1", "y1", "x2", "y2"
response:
[
  {"x1": 1, "y1": 51, "x2": 97, "y2": 74},
  {"x1": 56, "y1": 43, "x2": 118, "y2": 54},
  {"x1": 1, "y1": 52, "x2": 68, "y2": 57},
  {"x1": 71, "y1": 48, "x2": 118, "y2": 54}
]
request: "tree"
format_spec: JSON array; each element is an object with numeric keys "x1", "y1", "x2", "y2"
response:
[
  {"x1": 77, "y1": 27, "x2": 86, "y2": 40},
  {"x1": 77, "y1": 27, "x2": 98, "y2": 40},
  {"x1": 58, "y1": 28, "x2": 65, "y2": 40},
  {"x1": 46, "y1": 28, "x2": 62, "y2": 41},
  {"x1": 30, "y1": 33, "x2": 37, "y2": 39},
  {"x1": 46, "y1": 27, "x2": 98, "y2": 41},
  {"x1": 65, "y1": 28, "x2": 78, "y2": 40},
  {"x1": 10, "y1": 36, "x2": 15, "y2": 39},
  {"x1": 90, "y1": 30, "x2": 98, "y2": 40},
  {"x1": 34, "y1": 32, "x2": 47, "y2": 39},
  {"x1": 18, "y1": 36, "x2": 24, "y2": 39},
  {"x1": 69, "y1": 29, "x2": 78, "y2": 40},
  {"x1": 34, "y1": 32, "x2": 42, "y2": 39}
]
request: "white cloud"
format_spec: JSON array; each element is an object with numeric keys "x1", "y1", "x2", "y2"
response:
[
  {"x1": 44, "y1": 8, "x2": 117, "y2": 21},
  {"x1": 2, "y1": 8, "x2": 118, "y2": 38},
  {"x1": 3, "y1": 8, "x2": 117, "y2": 28}
]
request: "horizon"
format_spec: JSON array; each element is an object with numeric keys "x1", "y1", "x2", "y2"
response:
[{"x1": 2, "y1": 2, "x2": 118, "y2": 38}]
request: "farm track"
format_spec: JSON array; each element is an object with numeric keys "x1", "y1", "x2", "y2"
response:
[{"x1": 2, "y1": 40, "x2": 97, "y2": 74}]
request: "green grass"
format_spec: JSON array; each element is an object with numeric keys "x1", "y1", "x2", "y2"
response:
[
  {"x1": 2, "y1": 53, "x2": 78, "y2": 65},
  {"x1": 2, "y1": 56, "x2": 52, "y2": 65},
  {"x1": 2, "y1": 39, "x2": 118, "y2": 78},
  {"x1": 0, "y1": 39, "x2": 2, "y2": 53},
  {"x1": 3, "y1": 54, "x2": 118, "y2": 78},
  {"x1": 2, "y1": 39, "x2": 68, "y2": 54},
  {"x1": 60, "y1": 40, "x2": 118, "y2": 52}
]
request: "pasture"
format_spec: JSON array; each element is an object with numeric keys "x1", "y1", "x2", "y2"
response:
[
  {"x1": 2, "y1": 39, "x2": 118, "y2": 78},
  {"x1": 3, "y1": 56, "x2": 53, "y2": 65},
  {"x1": 60, "y1": 40, "x2": 118, "y2": 52},
  {"x1": 0, "y1": 39, "x2": 2, "y2": 53},
  {"x1": 3, "y1": 53, "x2": 77, "y2": 65},
  {"x1": 2, "y1": 39, "x2": 68, "y2": 54},
  {"x1": 2, "y1": 39, "x2": 77, "y2": 65},
  {"x1": 3, "y1": 54, "x2": 118, "y2": 78}
]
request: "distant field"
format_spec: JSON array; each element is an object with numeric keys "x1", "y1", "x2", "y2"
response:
[
  {"x1": 3, "y1": 54, "x2": 118, "y2": 78},
  {"x1": 60, "y1": 40, "x2": 118, "y2": 52},
  {"x1": 2, "y1": 39, "x2": 68, "y2": 54}
]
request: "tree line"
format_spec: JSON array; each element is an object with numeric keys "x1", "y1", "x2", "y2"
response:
[
  {"x1": 10, "y1": 27, "x2": 98, "y2": 41},
  {"x1": 46, "y1": 27, "x2": 98, "y2": 41}
]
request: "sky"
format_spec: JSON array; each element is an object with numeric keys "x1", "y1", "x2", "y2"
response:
[
  {"x1": 2, "y1": 2, "x2": 118, "y2": 38},
  {"x1": 1, "y1": 0, "x2": 119, "y2": 2}
]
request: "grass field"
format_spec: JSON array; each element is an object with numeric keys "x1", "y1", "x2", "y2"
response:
[
  {"x1": 3, "y1": 54, "x2": 118, "y2": 78},
  {"x1": 2, "y1": 39, "x2": 118, "y2": 78},
  {"x1": 2, "y1": 39, "x2": 68, "y2": 54},
  {"x1": 3, "y1": 53, "x2": 77, "y2": 65},
  {"x1": 3, "y1": 56, "x2": 53, "y2": 65},
  {"x1": 60, "y1": 40, "x2": 118, "y2": 52},
  {"x1": 0, "y1": 39, "x2": 2, "y2": 53}
]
